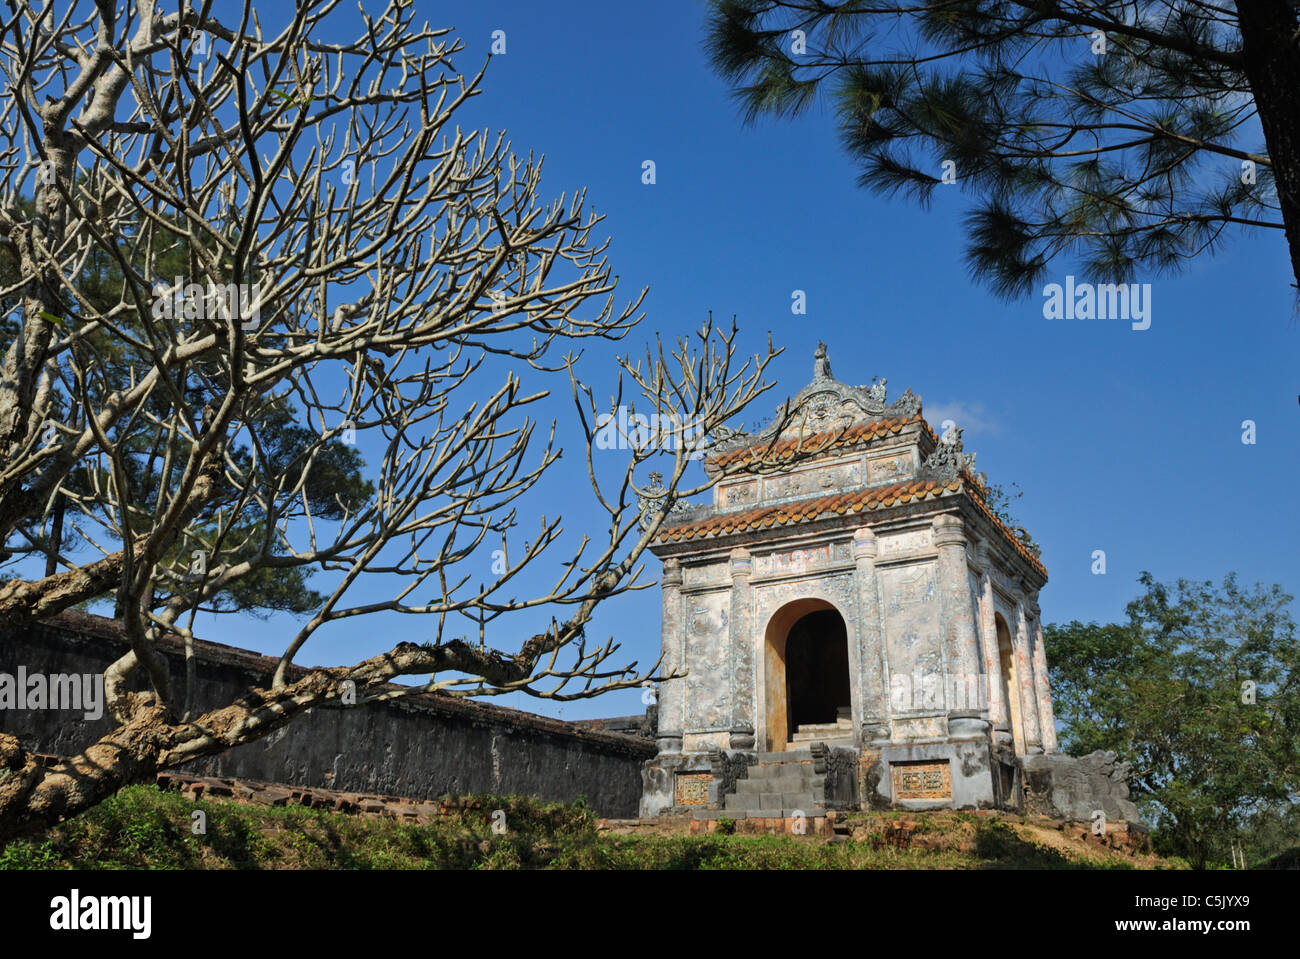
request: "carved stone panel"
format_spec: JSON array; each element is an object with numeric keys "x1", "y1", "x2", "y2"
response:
[
  {"x1": 752, "y1": 540, "x2": 852, "y2": 577},
  {"x1": 762, "y1": 461, "x2": 861, "y2": 501},
  {"x1": 752, "y1": 572, "x2": 858, "y2": 626},
  {"x1": 777, "y1": 390, "x2": 873, "y2": 440},
  {"x1": 719, "y1": 481, "x2": 757, "y2": 507},
  {"x1": 879, "y1": 562, "x2": 945, "y2": 713},
  {"x1": 867, "y1": 450, "x2": 913, "y2": 484},
  {"x1": 684, "y1": 591, "x2": 731, "y2": 731},
  {"x1": 878, "y1": 528, "x2": 933, "y2": 560},
  {"x1": 683, "y1": 562, "x2": 728, "y2": 589}
]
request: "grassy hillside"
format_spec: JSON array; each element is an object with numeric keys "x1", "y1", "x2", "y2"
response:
[{"x1": 0, "y1": 784, "x2": 1181, "y2": 870}]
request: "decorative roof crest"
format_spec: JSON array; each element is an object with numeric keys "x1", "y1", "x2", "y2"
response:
[{"x1": 710, "y1": 343, "x2": 922, "y2": 455}]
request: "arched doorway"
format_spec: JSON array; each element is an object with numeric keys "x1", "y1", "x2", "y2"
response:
[
  {"x1": 763, "y1": 599, "x2": 852, "y2": 750},
  {"x1": 995, "y1": 613, "x2": 1023, "y2": 753}
]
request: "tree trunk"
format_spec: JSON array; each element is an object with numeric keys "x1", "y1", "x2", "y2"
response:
[{"x1": 1236, "y1": 0, "x2": 1300, "y2": 292}]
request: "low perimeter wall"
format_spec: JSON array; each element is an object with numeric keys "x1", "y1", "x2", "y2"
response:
[{"x1": 0, "y1": 612, "x2": 655, "y2": 817}]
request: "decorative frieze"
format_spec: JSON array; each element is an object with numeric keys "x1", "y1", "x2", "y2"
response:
[
  {"x1": 762, "y1": 461, "x2": 860, "y2": 501},
  {"x1": 752, "y1": 540, "x2": 852, "y2": 577},
  {"x1": 867, "y1": 450, "x2": 913, "y2": 484},
  {"x1": 877, "y1": 527, "x2": 933, "y2": 560},
  {"x1": 718, "y1": 481, "x2": 757, "y2": 507},
  {"x1": 682, "y1": 562, "x2": 728, "y2": 589}
]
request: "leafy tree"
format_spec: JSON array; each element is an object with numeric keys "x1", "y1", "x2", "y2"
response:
[
  {"x1": 1045, "y1": 572, "x2": 1300, "y2": 867},
  {"x1": 705, "y1": 1, "x2": 1300, "y2": 296}
]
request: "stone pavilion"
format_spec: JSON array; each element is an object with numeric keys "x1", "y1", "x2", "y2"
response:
[{"x1": 640, "y1": 345, "x2": 1061, "y2": 818}]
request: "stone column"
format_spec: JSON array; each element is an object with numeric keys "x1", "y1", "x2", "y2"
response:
[
  {"x1": 853, "y1": 527, "x2": 890, "y2": 744},
  {"x1": 727, "y1": 547, "x2": 755, "y2": 749},
  {"x1": 932, "y1": 515, "x2": 988, "y2": 741},
  {"x1": 974, "y1": 545, "x2": 1011, "y2": 748},
  {"x1": 1014, "y1": 600, "x2": 1043, "y2": 753},
  {"x1": 1027, "y1": 597, "x2": 1058, "y2": 753},
  {"x1": 656, "y1": 560, "x2": 684, "y2": 754}
]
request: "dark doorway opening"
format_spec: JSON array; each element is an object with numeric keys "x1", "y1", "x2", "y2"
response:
[{"x1": 785, "y1": 609, "x2": 851, "y2": 739}]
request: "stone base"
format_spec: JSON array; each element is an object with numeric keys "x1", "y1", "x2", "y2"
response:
[
  {"x1": 640, "y1": 752, "x2": 709, "y2": 818},
  {"x1": 640, "y1": 749, "x2": 754, "y2": 818},
  {"x1": 861, "y1": 739, "x2": 1001, "y2": 810},
  {"x1": 1020, "y1": 749, "x2": 1140, "y2": 822},
  {"x1": 647, "y1": 741, "x2": 1137, "y2": 818}
]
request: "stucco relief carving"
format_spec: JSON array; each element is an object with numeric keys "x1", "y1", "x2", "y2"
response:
[
  {"x1": 877, "y1": 528, "x2": 933, "y2": 559},
  {"x1": 762, "y1": 461, "x2": 860, "y2": 501},
  {"x1": 879, "y1": 563, "x2": 945, "y2": 711},
  {"x1": 719, "y1": 481, "x2": 757, "y2": 506},
  {"x1": 752, "y1": 540, "x2": 852, "y2": 576},
  {"x1": 799, "y1": 390, "x2": 867, "y2": 436},
  {"x1": 867, "y1": 451, "x2": 912, "y2": 484},
  {"x1": 682, "y1": 563, "x2": 728, "y2": 588},
  {"x1": 752, "y1": 573, "x2": 858, "y2": 630},
  {"x1": 684, "y1": 592, "x2": 731, "y2": 730}
]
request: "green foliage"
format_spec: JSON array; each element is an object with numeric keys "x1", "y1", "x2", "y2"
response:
[
  {"x1": 1045, "y1": 572, "x2": 1300, "y2": 868},
  {"x1": 0, "y1": 788, "x2": 1163, "y2": 870},
  {"x1": 0, "y1": 839, "x2": 59, "y2": 869},
  {"x1": 703, "y1": 1, "x2": 1287, "y2": 294},
  {"x1": 981, "y1": 480, "x2": 1023, "y2": 524}
]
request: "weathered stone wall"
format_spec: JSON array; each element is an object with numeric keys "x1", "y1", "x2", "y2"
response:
[
  {"x1": 0, "y1": 613, "x2": 655, "y2": 817},
  {"x1": 1021, "y1": 750, "x2": 1141, "y2": 822}
]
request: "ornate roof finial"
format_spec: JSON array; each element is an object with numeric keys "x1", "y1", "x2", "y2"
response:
[
  {"x1": 919, "y1": 425, "x2": 979, "y2": 482},
  {"x1": 813, "y1": 342, "x2": 833, "y2": 381}
]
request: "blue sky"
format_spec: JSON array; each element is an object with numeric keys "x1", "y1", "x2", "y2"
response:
[{"x1": 182, "y1": 0, "x2": 1299, "y2": 720}]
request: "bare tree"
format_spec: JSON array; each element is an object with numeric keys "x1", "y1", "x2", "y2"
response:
[{"x1": 0, "y1": 0, "x2": 815, "y2": 840}]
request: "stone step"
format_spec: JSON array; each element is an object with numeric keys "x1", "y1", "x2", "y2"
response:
[
  {"x1": 752, "y1": 749, "x2": 814, "y2": 764},
  {"x1": 789, "y1": 731, "x2": 854, "y2": 743},
  {"x1": 781, "y1": 794, "x2": 819, "y2": 813},
  {"x1": 725, "y1": 792, "x2": 820, "y2": 812},
  {"x1": 744, "y1": 761, "x2": 818, "y2": 779},
  {"x1": 750, "y1": 763, "x2": 818, "y2": 777},
  {"x1": 735, "y1": 775, "x2": 813, "y2": 795},
  {"x1": 727, "y1": 782, "x2": 825, "y2": 805},
  {"x1": 793, "y1": 720, "x2": 852, "y2": 734},
  {"x1": 716, "y1": 808, "x2": 815, "y2": 820}
]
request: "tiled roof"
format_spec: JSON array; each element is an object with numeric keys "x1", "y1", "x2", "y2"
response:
[
  {"x1": 655, "y1": 470, "x2": 1049, "y2": 580},
  {"x1": 655, "y1": 477, "x2": 961, "y2": 543},
  {"x1": 708, "y1": 414, "x2": 929, "y2": 468}
]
